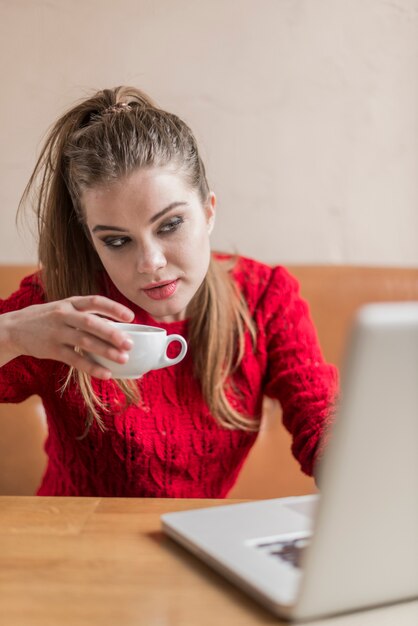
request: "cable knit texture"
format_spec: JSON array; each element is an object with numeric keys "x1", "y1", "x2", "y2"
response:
[{"x1": 0, "y1": 256, "x2": 338, "y2": 497}]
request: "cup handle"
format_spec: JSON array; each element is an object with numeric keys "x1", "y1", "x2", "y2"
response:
[{"x1": 156, "y1": 334, "x2": 188, "y2": 369}]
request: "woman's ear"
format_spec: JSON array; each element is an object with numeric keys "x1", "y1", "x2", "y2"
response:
[{"x1": 205, "y1": 192, "x2": 216, "y2": 235}]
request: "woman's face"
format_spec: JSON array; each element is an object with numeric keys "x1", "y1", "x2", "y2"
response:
[{"x1": 82, "y1": 166, "x2": 216, "y2": 323}]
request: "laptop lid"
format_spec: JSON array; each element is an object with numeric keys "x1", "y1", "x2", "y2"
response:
[{"x1": 293, "y1": 302, "x2": 418, "y2": 619}]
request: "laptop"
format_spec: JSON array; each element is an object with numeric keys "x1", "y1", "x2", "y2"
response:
[{"x1": 161, "y1": 302, "x2": 418, "y2": 621}]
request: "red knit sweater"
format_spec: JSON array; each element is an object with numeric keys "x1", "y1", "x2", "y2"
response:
[{"x1": 0, "y1": 256, "x2": 338, "y2": 497}]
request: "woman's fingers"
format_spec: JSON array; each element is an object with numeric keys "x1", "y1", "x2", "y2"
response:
[
  {"x1": 67, "y1": 295, "x2": 135, "y2": 351},
  {"x1": 64, "y1": 328, "x2": 130, "y2": 364},
  {"x1": 68, "y1": 295, "x2": 134, "y2": 322},
  {"x1": 62, "y1": 311, "x2": 134, "y2": 351},
  {"x1": 5, "y1": 295, "x2": 135, "y2": 375},
  {"x1": 60, "y1": 346, "x2": 113, "y2": 380}
]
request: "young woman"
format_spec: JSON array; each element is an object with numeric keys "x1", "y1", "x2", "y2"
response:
[{"x1": 0, "y1": 86, "x2": 338, "y2": 497}]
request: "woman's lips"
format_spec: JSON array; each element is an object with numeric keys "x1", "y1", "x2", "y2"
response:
[{"x1": 142, "y1": 279, "x2": 178, "y2": 301}]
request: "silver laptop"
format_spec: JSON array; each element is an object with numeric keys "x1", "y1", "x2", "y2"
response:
[{"x1": 161, "y1": 302, "x2": 418, "y2": 621}]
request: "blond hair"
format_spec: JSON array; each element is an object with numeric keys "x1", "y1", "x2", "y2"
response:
[{"x1": 20, "y1": 86, "x2": 258, "y2": 434}]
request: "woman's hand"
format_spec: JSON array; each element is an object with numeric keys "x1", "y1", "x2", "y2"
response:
[{"x1": 0, "y1": 295, "x2": 135, "y2": 379}]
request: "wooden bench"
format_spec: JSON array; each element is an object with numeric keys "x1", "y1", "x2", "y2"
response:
[{"x1": 1, "y1": 265, "x2": 418, "y2": 496}]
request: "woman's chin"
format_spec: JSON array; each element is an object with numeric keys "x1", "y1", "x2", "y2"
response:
[{"x1": 142, "y1": 299, "x2": 188, "y2": 324}]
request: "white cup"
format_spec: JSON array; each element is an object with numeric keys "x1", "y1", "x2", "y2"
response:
[{"x1": 88, "y1": 323, "x2": 188, "y2": 379}]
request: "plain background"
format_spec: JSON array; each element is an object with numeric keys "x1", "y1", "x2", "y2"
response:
[{"x1": 0, "y1": 0, "x2": 417, "y2": 266}]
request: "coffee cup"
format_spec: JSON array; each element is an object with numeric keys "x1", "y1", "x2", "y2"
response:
[{"x1": 88, "y1": 323, "x2": 188, "y2": 379}]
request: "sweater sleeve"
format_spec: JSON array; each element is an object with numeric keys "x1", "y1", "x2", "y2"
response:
[
  {"x1": 0, "y1": 273, "x2": 47, "y2": 402},
  {"x1": 261, "y1": 266, "x2": 339, "y2": 476}
]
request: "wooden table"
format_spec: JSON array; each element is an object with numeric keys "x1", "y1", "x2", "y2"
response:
[{"x1": 0, "y1": 497, "x2": 417, "y2": 626}]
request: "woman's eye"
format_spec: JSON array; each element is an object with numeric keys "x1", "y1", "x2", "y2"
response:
[
  {"x1": 102, "y1": 236, "x2": 130, "y2": 248},
  {"x1": 158, "y1": 217, "x2": 184, "y2": 234}
]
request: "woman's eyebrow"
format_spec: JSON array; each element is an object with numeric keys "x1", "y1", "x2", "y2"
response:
[
  {"x1": 92, "y1": 225, "x2": 127, "y2": 233},
  {"x1": 92, "y1": 202, "x2": 188, "y2": 233},
  {"x1": 149, "y1": 201, "x2": 188, "y2": 223}
]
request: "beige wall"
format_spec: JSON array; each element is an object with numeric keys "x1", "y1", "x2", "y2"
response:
[{"x1": 0, "y1": 0, "x2": 417, "y2": 265}]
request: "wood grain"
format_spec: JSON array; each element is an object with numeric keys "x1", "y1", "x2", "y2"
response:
[{"x1": 0, "y1": 496, "x2": 417, "y2": 626}]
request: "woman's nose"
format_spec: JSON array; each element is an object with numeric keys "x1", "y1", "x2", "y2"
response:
[{"x1": 136, "y1": 243, "x2": 167, "y2": 274}]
